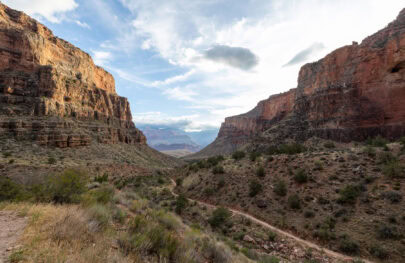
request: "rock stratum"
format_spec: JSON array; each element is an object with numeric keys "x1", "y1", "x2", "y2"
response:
[
  {"x1": 197, "y1": 8, "x2": 405, "y2": 156},
  {"x1": 0, "y1": 3, "x2": 145, "y2": 147}
]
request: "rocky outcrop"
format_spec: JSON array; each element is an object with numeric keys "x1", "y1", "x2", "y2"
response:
[
  {"x1": 0, "y1": 3, "x2": 145, "y2": 147},
  {"x1": 198, "y1": 8, "x2": 405, "y2": 156}
]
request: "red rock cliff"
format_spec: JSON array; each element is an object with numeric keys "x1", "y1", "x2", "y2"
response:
[
  {"x1": 0, "y1": 3, "x2": 145, "y2": 147},
  {"x1": 217, "y1": 8, "x2": 405, "y2": 144}
]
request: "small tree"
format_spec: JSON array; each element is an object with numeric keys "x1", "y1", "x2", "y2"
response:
[
  {"x1": 48, "y1": 169, "x2": 88, "y2": 203},
  {"x1": 175, "y1": 194, "x2": 188, "y2": 214},
  {"x1": 208, "y1": 207, "x2": 231, "y2": 228}
]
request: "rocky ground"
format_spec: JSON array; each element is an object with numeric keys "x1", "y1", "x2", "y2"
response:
[{"x1": 174, "y1": 138, "x2": 405, "y2": 263}]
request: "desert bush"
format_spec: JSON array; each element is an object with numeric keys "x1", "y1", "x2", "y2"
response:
[
  {"x1": 278, "y1": 143, "x2": 306, "y2": 155},
  {"x1": 3, "y1": 151, "x2": 11, "y2": 158},
  {"x1": 212, "y1": 165, "x2": 225, "y2": 174},
  {"x1": 249, "y1": 151, "x2": 261, "y2": 161},
  {"x1": 364, "y1": 146, "x2": 376, "y2": 157},
  {"x1": 48, "y1": 156, "x2": 57, "y2": 165},
  {"x1": 175, "y1": 194, "x2": 188, "y2": 214},
  {"x1": 378, "y1": 152, "x2": 396, "y2": 164},
  {"x1": 366, "y1": 135, "x2": 389, "y2": 147},
  {"x1": 217, "y1": 177, "x2": 226, "y2": 189},
  {"x1": 94, "y1": 173, "x2": 109, "y2": 183},
  {"x1": 337, "y1": 185, "x2": 361, "y2": 204},
  {"x1": 82, "y1": 185, "x2": 114, "y2": 206},
  {"x1": 324, "y1": 141, "x2": 336, "y2": 149},
  {"x1": 259, "y1": 255, "x2": 280, "y2": 263},
  {"x1": 204, "y1": 187, "x2": 215, "y2": 196},
  {"x1": 232, "y1": 151, "x2": 246, "y2": 160},
  {"x1": 249, "y1": 180, "x2": 262, "y2": 197},
  {"x1": 256, "y1": 166, "x2": 265, "y2": 177},
  {"x1": 294, "y1": 169, "x2": 308, "y2": 183},
  {"x1": 369, "y1": 245, "x2": 389, "y2": 260},
  {"x1": 207, "y1": 155, "x2": 224, "y2": 167},
  {"x1": 338, "y1": 237, "x2": 359, "y2": 254},
  {"x1": 382, "y1": 160, "x2": 403, "y2": 178},
  {"x1": 382, "y1": 191, "x2": 402, "y2": 203},
  {"x1": 274, "y1": 180, "x2": 287, "y2": 196},
  {"x1": 208, "y1": 207, "x2": 231, "y2": 228},
  {"x1": 268, "y1": 231, "x2": 277, "y2": 241},
  {"x1": 86, "y1": 204, "x2": 111, "y2": 231},
  {"x1": 113, "y1": 207, "x2": 127, "y2": 224},
  {"x1": 201, "y1": 238, "x2": 233, "y2": 263},
  {"x1": 304, "y1": 210, "x2": 315, "y2": 218},
  {"x1": 0, "y1": 177, "x2": 27, "y2": 201},
  {"x1": 287, "y1": 194, "x2": 301, "y2": 209},
  {"x1": 48, "y1": 169, "x2": 88, "y2": 204},
  {"x1": 377, "y1": 225, "x2": 400, "y2": 239}
]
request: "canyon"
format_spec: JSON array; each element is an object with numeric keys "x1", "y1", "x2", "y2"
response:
[
  {"x1": 0, "y1": 3, "x2": 145, "y2": 148},
  {"x1": 195, "y1": 8, "x2": 405, "y2": 157}
]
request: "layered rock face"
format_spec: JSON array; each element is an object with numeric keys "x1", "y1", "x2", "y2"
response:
[
  {"x1": 0, "y1": 3, "x2": 145, "y2": 147},
  {"x1": 213, "y1": 8, "x2": 405, "y2": 151}
]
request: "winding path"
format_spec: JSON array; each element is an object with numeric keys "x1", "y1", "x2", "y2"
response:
[
  {"x1": 169, "y1": 179, "x2": 373, "y2": 263},
  {"x1": 0, "y1": 211, "x2": 26, "y2": 263}
]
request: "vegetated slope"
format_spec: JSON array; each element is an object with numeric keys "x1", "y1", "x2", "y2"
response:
[
  {"x1": 192, "y1": 8, "x2": 405, "y2": 158},
  {"x1": 174, "y1": 139, "x2": 405, "y2": 263},
  {"x1": 0, "y1": 2, "x2": 180, "y2": 181}
]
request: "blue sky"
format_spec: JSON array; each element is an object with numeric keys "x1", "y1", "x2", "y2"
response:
[{"x1": 4, "y1": 0, "x2": 404, "y2": 132}]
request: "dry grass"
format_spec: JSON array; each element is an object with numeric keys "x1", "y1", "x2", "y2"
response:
[{"x1": 0, "y1": 202, "x2": 130, "y2": 263}]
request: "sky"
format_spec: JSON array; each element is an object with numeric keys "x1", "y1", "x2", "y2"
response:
[{"x1": 4, "y1": 0, "x2": 404, "y2": 132}]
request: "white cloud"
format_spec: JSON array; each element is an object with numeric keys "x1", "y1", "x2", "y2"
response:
[
  {"x1": 75, "y1": 20, "x2": 90, "y2": 29},
  {"x1": 3, "y1": 0, "x2": 78, "y2": 23}
]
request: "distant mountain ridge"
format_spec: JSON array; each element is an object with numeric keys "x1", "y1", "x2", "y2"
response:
[{"x1": 138, "y1": 124, "x2": 219, "y2": 156}]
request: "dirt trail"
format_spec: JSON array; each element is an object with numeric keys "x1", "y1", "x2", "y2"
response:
[
  {"x1": 169, "y1": 179, "x2": 373, "y2": 263},
  {"x1": 0, "y1": 211, "x2": 26, "y2": 263}
]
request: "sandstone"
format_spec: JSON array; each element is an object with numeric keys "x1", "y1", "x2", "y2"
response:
[
  {"x1": 0, "y1": 3, "x2": 145, "y2": 147},
  {"x1": 198, "y1": 8, "x2": 405, "y2": 156}
]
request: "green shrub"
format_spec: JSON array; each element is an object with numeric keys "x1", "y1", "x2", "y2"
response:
[
  {"x1": 382, "y1": 191, "x2": 402, "y2": 203},
  {"x1": 204, "y1": 188, "x2": 215, "y2": 196},
  {"x1": 274, "y1": 180, "x2": 287, "y2": 196},
  {"x1": 377, "y1": 225, "x2": 400, "y2": 239},
  {"x1": 249, "y1": 180, "x2": 262, "y2": 197},
  {"x1": 339, "y1": 237, "x2": 359, "y2": 254},
  {"x1": 175, "y1": 194, "x2": 188, "y2": 214},
  {"x1": 278, "y1": 143, "x2": 306, "y2": 155},
  {"x1": 304, "y1": 210, "x2": 315, "y2": 218},
  {"x1": 48, "y1": 156, "x2": 57, "y2": 165},
  {"x1": 208, "y1": 207, "x2": 231, "y2": 228},
  {"x1": 268, "y1": 231, "x2": 277, "y2": 241},
  {"x1": 86, "y1": 186, "x2": 114, "y2": 204},
  {"x1": 3, "y1": 152, "x2": 11, "y2": 158},
  {"x1": 293, "y1": 169, "x2": 308, "y2": 183},
  {"x1": 378, "y1": 152, "x2": 396, "y2": 164},
  {"x1": 369, "y1": 245, "x2": 389, "y2": 260},
  {"x1": 207, "y1": 155, "x2": 224, "y2": 167},
  {"x1": 87, "y1": 204, "x2": 111, "y2": 231},
  {"x1": 217, "y1": 177, "x2": 226, "y2": 189},
  {"x1": 48, "y1": 169, "x2": 88, "y2": 204},
  {"x1": 212, "y1": 165, "x2": 225, "y2": 174},
  {"x1": 287, "y1": 194, "x2": 301, "y2": 209},
  {"x1": 337, "y1": 185, "x2": 361, "y2": 204},
  {"x1": 232, "y1": 151, "x2": 245, "y2": 160},
  {"x1": 249, "y1": 151, "x2": 261, "y2": 162},
  {"x1": 366, "y1": 135, "x2": 389, "y2": 147},
  {"x1": 364, "y1": 146, "x2": 376, "y2": 158},
  {"x1": 175, "y1": 178, "x2": 183, "y2": 187},
  {"x1": 382, "y1": 160, "x2": 403, "y2": 178},
  {"x1": 324, "y1": 142, "x2": 336, "y2": 149},
  {"x1": 94, "y1": 173, "x2": 109, "y2": 183},
  {"x1": 0, "y1": 177, "x2": 26, "y2": 201},
  {"x1": 256, "y1": 166, "x2": 265, "y2": 177},
  {"x1": 259, "y1": 255, "x2": 280, "y2": 263}
]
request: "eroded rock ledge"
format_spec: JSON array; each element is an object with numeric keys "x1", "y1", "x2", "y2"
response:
[
  {"x1": 218, "y1": 8, "x2": 405, "y2": 145},
  {"x1": 0, "y1": 3, "x2": 145, "y2": 147}
]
